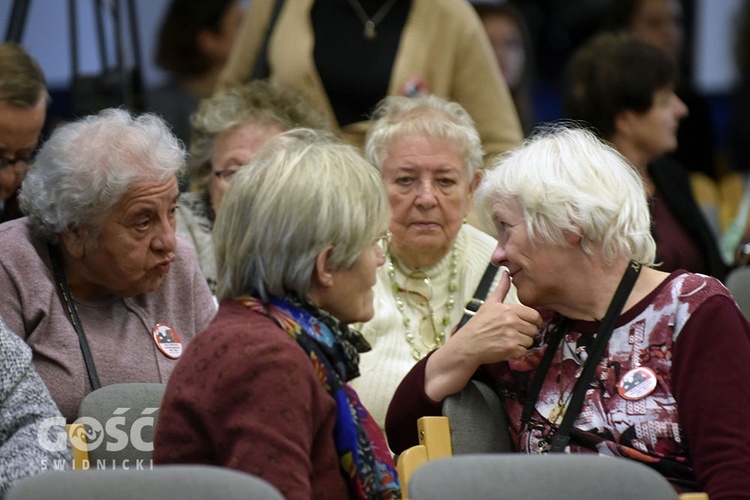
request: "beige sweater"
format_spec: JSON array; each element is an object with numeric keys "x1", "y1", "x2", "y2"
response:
[{"x1": 218, "y1": 0, "x2": 523, "y2": 156}]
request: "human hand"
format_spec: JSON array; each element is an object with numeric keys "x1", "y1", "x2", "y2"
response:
[
  {"x1": 423, "y1": 270, "x2": 542, "y2": 401},
  {"x1": 449, "y1": 270, "x2": 542, "y2": 365}
]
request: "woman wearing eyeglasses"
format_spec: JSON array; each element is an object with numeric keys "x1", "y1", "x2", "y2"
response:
[
  {"x1": 348, "y1": 94, "x2": 518, "y2": 431},
  {"x1": 154, "y1": 129, "x2": 400, "y2": 499},
  {"x1": 0, "y1": 43, "x2": 47, "y2": 224},
  {"x1": 175, "y1": 80, "x2": 330, "y2": 294}
]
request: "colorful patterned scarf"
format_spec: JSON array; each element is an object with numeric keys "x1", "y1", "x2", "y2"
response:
[{"x1": 237, "y1": 295, "x2": 401, "y2": 499}]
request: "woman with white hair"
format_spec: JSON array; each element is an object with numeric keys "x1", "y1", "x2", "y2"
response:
[
  {"x1": 0, "y1": 108, "x2": 216, "y2": 422},
  {"x1": 154, "y1": 129, "x2": 400, "y2": 499},
  {"x1": 350, "y1": 94, "x2": 518, "y2": 431},
  {"x1": 386, "y1": 125, "x2": 750, "y2": 497}
]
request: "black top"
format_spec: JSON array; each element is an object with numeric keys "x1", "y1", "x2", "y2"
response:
[{"x1": 312, "y1": 0, "x2": 412, "y2": 127}]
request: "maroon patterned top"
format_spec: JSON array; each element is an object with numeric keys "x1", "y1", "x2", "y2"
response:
[{"x1": 386, "y1": 271, "x2": 750, "y2": 499}]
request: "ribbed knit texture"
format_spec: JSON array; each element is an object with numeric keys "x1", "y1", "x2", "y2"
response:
[{"x1": 0, "y1": 315, "x2": 72, "y2": 496}]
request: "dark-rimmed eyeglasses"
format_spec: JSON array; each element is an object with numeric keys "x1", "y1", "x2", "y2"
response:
[
  {"x1": 0, "y1": 155, "x2": 34, "y2": 174},
  {"x1": 213, "y1": 168, "x2": 239, "y2": 180}
]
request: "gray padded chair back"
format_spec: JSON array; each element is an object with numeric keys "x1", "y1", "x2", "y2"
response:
[
  {"x1": 442, "y1": 380, "x2": 513, "y2": 453},
  {"x1": 76, "y1": 383, "x2": 166, "y2": 467},
  {"x1": 726, "y1": 266, "x2": 750, "y2": 321},
  {"x1": 408, "y1": 454, "x2": 679, "y2": 500},
  {"x1": 6, "y1": 465, "x2": 284, "y2": 500}
]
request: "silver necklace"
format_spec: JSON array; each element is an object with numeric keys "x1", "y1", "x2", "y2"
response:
[
  {"x1": 345, "y1": 0, "x2": 400, "y2": 40},
  {"x1": 387, "y1": 246, "x2": 459, "y2": 360}
]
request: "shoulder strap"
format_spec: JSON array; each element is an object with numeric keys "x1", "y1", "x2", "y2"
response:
[
  {"x1": 249, "y1": 0, "x2": 286, "y2": 81},
  {"x1": 455, "y1": 264, "x2": 499, "y2": 332},
  {"x1": 48, "y1": 243, "x2": 102, "y2": 391},
  {"x1": 548, "y1": 262, "x2": 641, "y2": 452}
]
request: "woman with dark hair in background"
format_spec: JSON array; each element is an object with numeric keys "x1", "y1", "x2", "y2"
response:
[
  {"x1": 472, "y1": 1, "x2": 535, "y2": 135},
  {"x1": 147, "y1": 0, "x2": 243, "y2": 144},
  {"x1": 563, "y1": 32, "x2": 726, "y2": 280},
  {"x1": 602, "y1": 0, "x2": 719, "y2": 181}
]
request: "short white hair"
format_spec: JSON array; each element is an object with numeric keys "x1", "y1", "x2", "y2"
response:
[
  {"x1": 476, "y1": 124, "x2": 656, "y2": 266},
  {"x1": 364, "y1": 95, "x2": 484, "y2": 179}
]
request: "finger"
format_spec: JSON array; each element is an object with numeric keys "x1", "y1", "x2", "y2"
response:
[
  {"x1": 486, "y1": 267, "x2": 510, "y2": 304},
  {"x1": 516, "y1": 307, "x2": 544, "y2": 328}
]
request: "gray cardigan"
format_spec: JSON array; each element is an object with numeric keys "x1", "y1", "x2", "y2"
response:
[{"x1": 0, "y1": 315, "x2": 71, "y2": 496}]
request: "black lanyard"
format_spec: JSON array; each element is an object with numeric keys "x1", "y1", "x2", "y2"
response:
[
  {"x1": 520, "y1": 261, "x2": 642, "y2": 452},
  {"x1": 48, "y1": 243, "x2": 102, "y2": 391}
]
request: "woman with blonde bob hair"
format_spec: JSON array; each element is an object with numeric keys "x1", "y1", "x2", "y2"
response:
[
  {"x1": 387, "y1": 125, "x2": 750, "y2": 497},
  {"x1": 154, "y1": 128, "x2": 401, "y2": 499}
]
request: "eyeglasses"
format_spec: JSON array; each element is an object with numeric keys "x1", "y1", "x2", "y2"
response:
[
  {"x1": 213, "y1": 167, "x2": 239, "y2": 181},
  {"x1": 398, "y1": 270, "x2": 447, "y2": 350},
  {"x1": 376, "y1": 230, "x2": 392, "y2": 252},
  {"x1": 0, "y1": 154, "x2": 34, "y2": 174}
]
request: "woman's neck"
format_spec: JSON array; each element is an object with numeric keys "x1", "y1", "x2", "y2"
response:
[{"x1": 609, "y1": 136, "x2": 654, "y2": 195}]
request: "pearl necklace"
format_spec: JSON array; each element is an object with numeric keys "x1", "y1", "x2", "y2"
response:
[{"x1": 387, "y1": 246, "x2": 459, "y2": 360}]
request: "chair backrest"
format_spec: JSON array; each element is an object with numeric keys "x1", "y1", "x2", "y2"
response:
[
  {"x1": 6, "y1": 465, "x2": 284, "y2": 500},
  {"x1": 725, "y1": 266, "x2": 750, "y2": 320},
  {"x1": 441, "y1": 379, "x2": 513, "y2": 454},
  {"x1": 76, "y1": 383, "x2": 166, "y2": 467},
  {"x1": 408, "y1": 454, "x2": 680, "y2": 500},
  {"x1": 396, "y1": 416, "x2": 453, "y2": 496}
]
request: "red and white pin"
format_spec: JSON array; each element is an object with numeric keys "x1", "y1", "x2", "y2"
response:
[
  {"x1": 152, "y1": 323, "x2": 183, "y2": 359},
  {"x1": 617, "y1": 366, "x2": 657, "y2": 401}
]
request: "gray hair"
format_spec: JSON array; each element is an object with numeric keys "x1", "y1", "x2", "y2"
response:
[
  {"x1": 214, "y1": 128, "x2": 391, "y2": 302},
  {"x1": 188, "y1": 81, "x2": 330, "y2": 191},
  {"x1": 364, "y1": 95, "x2": 484, "y2": 179},
  {"x1": 19, "y1": 108, "x2": 185, "y2": 243},
  {"x1": 476, "y1": 124, "x2": 656, "y2": 266}
]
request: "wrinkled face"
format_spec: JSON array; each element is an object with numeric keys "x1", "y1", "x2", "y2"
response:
[
  {"x1": 315, "y1": 239, "x2": 387, "y2": 324},
  {"x1": 72, "y1": 176, "x2": 180, "y2": 299},
  {"x1": 482, "y1": 13, "x2": 526, "y2": 90},
  {"x1": 490, "y1": 196, "x2": 565, "y2": 308},
  {"x1": 381, "y1": 135, "x2": 477, "y2": 268},
  {"x1": 0, "y1": 95, "x2": 46, "y2": 201},
  {"x1": 207, "y1": 122, "x2": 283, "y2": 212},
  {"x1": 630, "y1": 0, "x2": 684, "y2": 59},
  {"x1": 620, "y1": 87, "x2": 687, "y2": 161}
]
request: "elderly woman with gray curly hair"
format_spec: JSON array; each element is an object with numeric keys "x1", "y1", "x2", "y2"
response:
[{"x1": 0, "y1": 108, "x2": 216, "y2": 422}]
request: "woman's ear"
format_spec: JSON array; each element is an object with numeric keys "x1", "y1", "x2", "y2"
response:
[
  {"x1": 311, "y1": 245, "x2": 335, "y2": 288},
  {"x1": 469, "y1": 168, "x2": 484, "y2": 196},
  {"x1": 564, "y1": 224, "x2": 583, "y2": 246},
  {"x1": 614, "y1": 110, "x2": 637, "y2": 139},
  {"x1": 60, "y1": 227, "x2": 86, "y2": 260}
]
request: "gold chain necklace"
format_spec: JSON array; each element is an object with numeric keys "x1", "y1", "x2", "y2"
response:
[
  {"x1": 548, "y1": 337, "x2": 585, "y2": 425},
  {"x1": 345, "y1": 0, "x2": 400, "y2": 40},
  {"x1": 387, "y1": 247, "x2": 458, "y2": 360}
]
